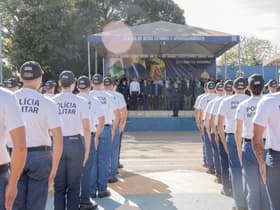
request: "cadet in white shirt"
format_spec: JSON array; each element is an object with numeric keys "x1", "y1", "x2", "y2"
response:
[
  {"x1": 103, "y1": 77, "x2": 124, "y2": 183},
  {"x1": 197, "y1": 81, "x2": 216, "y2": 174},
  {"x1": 53, "y1": 71, "x2": 90, "y2": 210},
  {"x1": 252, "y1": 87, "x2": 280, "y2": 210},
  {"x1": 0, "y1": 88, "x2": 26, "y2": 210},
  {"x1": 77, "y1": 76, "x2": 104, "y2": 210},
  {"x1": 13, "y1": 61, "x2": 63, "y2": 210},
  {"x1": 194, "y1": 83, "x2": 208, "y2": 167},
  {"x1": 210, "y1": 80, "x2": 233, "y2": 196},
  {"x1": 89, "y1": 74, "x2": 119, "y2": 198},
  {"x1": 114, "y1": 82, "x2": 127, "y2": 170},
  {"x1": 217, "y1": 77, "x2": 249, "y2": 210},
  {"x1": 4, "y1": 78, "x2": 19, "y2": 92},
  {"x1": 44, "y1": 80, "x2": 56, "y2": 98},
  {"x1": 205, "y1": 82, "x2": 224, "y2": 183},
  {"x1": 235, "y1": 74, "x2": 270, "y2": 210}
]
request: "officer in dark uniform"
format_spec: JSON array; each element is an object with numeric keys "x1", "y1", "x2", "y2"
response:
[{"x1": 171, "y1": 82, "x2": 180, "y2": 117}]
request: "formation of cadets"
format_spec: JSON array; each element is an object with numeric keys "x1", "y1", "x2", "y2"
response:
[
  {"x1": 194, "y1": 76, "x2": 280, "y2": 210},
  {"x1": 0, "y1": 61, "x2": 127, "y2": 210}
]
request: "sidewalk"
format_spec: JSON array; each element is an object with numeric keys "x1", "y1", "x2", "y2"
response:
[{"x1": 46, "y1": 131, "x2": 234, "y2": 210}]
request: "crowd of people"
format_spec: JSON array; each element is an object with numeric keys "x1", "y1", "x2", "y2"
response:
[
  {"x1": 194, "y1": 76, "x2": 280, "y2": 210},
  {"x1": 0, "y1": 61, "x2": 127, "y2": 210},
  {"x1": 2, "y1": 61, "x2": 280, "y2": 210},
  {"x1": 117, "y1": 77, "x2": 204, "y2": 114}
]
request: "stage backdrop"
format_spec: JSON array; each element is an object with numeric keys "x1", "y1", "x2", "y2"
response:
[{"x1": 105, "y1": 57, "x2": 216, "y2": 81}]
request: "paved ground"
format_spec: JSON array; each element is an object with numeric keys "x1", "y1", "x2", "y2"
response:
[{"x1": 46, "y1": 131, "x2": 234, "y2": 210}]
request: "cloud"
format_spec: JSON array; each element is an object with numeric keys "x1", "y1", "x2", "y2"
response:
[{"x1": 238, "y1": 0, "x2": 280, "y2": 15}]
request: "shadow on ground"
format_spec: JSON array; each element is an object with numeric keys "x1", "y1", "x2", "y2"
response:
[{"x1": 95, "y1": 169, "x2": 177, "y2": 210}]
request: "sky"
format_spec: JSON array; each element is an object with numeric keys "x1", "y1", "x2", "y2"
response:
[{"x1": 174, "y1": 0, "x2": 280, "y2": 51}]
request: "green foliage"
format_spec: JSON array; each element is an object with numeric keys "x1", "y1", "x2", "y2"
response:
[
  {"x1": 2, "y1": 64, "x2": 17, "y2": 80},
  {"x1": 218, "y1": 35, "x2": 274, "y2": 66},
  {"x1": 2, "y1": 0, "x2": 186, "y2": 80}
]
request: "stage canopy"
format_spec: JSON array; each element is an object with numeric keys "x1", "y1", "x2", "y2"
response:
[
  {"x1": 87, "y1": 21, "x2": 240, "y2": 59},
  {"x1": 263, "y1": 54, "x2": 280, "y2": 67}
]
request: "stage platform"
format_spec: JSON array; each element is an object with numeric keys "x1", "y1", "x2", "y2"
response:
[{"x1": 125, "y1": 111, "x2": 197, "y2": 131}]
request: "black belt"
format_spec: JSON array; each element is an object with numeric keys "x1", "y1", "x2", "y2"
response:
[
  {"x1": 104, "y1": 124, "x2": 112, "y2": 127},
  {"x1": 268, "y1": 149, "x2": 280, "y2": 154},
  {"x1": 28, "y1": 146, "x2": 51, "y2": 152},
  {"x1": 65, "y1": 134, "x2": 81, "y2": 140},
  {"x1": 244, "y1": 138, "x2": 266, "y2": 142},
  {"x1": 9, "y1": 146, "x2": 51, "y2": 153},
  {"x1": 0, "y1": 164, "x2": 9, "y2": 175}
]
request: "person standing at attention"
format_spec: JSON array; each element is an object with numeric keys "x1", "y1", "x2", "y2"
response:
[
  {"x1": 53, "y1": 71, "x2": 90, "y2": 210},
  {"x1": 129, "y1": 77, "x2": 140, "y2": 110},
  {"x1": 13, "y1": 61, "x2": 63, "y2": 210},
  {"x1": 0, "y1": 87, "x2": 26, "y2": 210}
]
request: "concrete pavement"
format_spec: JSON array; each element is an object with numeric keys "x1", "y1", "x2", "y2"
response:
[{"x1": 46, "y1": 131, "x2": 234, "y2": 210}]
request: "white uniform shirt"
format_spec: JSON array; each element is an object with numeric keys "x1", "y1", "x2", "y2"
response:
[
  {"x1": 197, "y1": 93, "x2": 216, "y2": 120},
  {"x1": 78, "y1": 93, "x2": 105, "y2": 132},
  {"x1": 129, "y1": 81, "x2": 140, "y2": 95},
  {"x1": 253, "y1": 93, "x2": 280, "y2": 151},
  {"x1": 90, "y1": 90, "x2": 117, "y2": 125},
  {"x1": 210, "y1": 96, "x2": 226, "y2": 126},
  {"x1": 194, "y1": 93, "x2": 207, "y2": 109},
  {"x1": 235, "y1": 96, "x2": 262, "y2": 139},
  {"x1": 0, "y1": 88, "x2": 25, "y2": 164},
  {"x1": 114, "y1": 91, "x2": 127, "y2": 109},
  {"x1": 218, "y1": 93, "x2": 249, "y2": 133},
  {"x1": 44, "y1": 93, "x2": 55, "y2": 98},
  {"x1": 205, "y1": 97, "x2": 217, "y2": 120},
  {"x1": 15, "y1": 88, "x2": 61, "y2": 147},
  {"x1": 53, "y1": 93, "x2": 89, "y2": 136}
]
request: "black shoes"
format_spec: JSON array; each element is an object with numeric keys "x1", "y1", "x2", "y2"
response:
[
  {"x1": 206, "y1": 170, "x2": 215, "y2": 175},
  {"x1": 79, "y1": 202, "x2": 98, "y2": 210},
  {"x1": 97, "y1": 190, "x2": 111, "y2": 198},
  {"x1": 90, "y1": 193, "x2": 96, "y2": 199},
  {"x1": 118, "y1": 164, "x2": 124, "y2": 169},
  {"x1": 214, "y1": 177, "x2": 222, "y2": 184},
  {"x1": 108, "y1": 177, "x2": 119, "y2": 183},
  {"x1": 90, "y1": 190, "x2": 111, "y2": 198}
]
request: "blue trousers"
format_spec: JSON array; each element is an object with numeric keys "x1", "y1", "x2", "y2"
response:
[
  {"x1": 109, "y1": 127, "x2": 120, "y2": 179},
  {"x1": 242, "y1": 141, "x2": 270, "y2": 210},
  {"x1": 118, "y1": 132, "x2": 123, "y2": 166},
  {"x1": 54, "y1": 136, "x2": 84, "y2": 210},
  {"x1": 211, "y1": 133, "x2": 221, "y2": 178},
  {"x1": 204, "y1": 128, "x2": 215, "y2": 172},
  {"x1": 90, "y1": 126, "x2": 111, "y2": 194},
  {"x1": 266, "y1": 149, "x2": 280, "y2": 210},
  {"x1": 218, "y1": 136, "x2": 231, "y2": 195},
  {"x1": 201, "y1": 134, "x2": 207, "y2": 166},
  {"x1": 13, "y1": 151, "x2": 52, "y2": 210},
  {"x1": 0, "y1": 170, "x2": 9, "y2": 210},
  {"x1": 227, "y1": 133, "x2": 247, "y2": 208},
  {"x1": 80, "y1": 133, "x2": 95, "y2": 203}
]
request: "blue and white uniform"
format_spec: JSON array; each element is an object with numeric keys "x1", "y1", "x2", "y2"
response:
[
  {"x1": 53, "y1": 92, "x2": 89, "y2": 210},
  {"x1": 235, "y1": 96, "x2": 270, "y2": 210},
  {"x1": 89, "y1": 89, "x2": 118, "y2": 196},
  {"x1": 13, "y1": 87, "x2": 61, "y2": 210},
  {"x1": 78, "y1": 92, "x2": 105, "y2": 204},
  {"x1": 253, "y1": 92, "x2": 280, "y2": 210},
  {"x1": 0, "y1": 88, "x2": 25, "y2": 210},
  {"x1": 217, "y1": 93, "x2": 249, "y2": 209}
]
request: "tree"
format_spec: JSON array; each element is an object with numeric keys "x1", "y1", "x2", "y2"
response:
[
  {"x1": 218, "y1": 35, "x2": 274, "y2": 66},
  {"x1": 2, "y1": 0, "x2": 186, "y2": 79}
]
